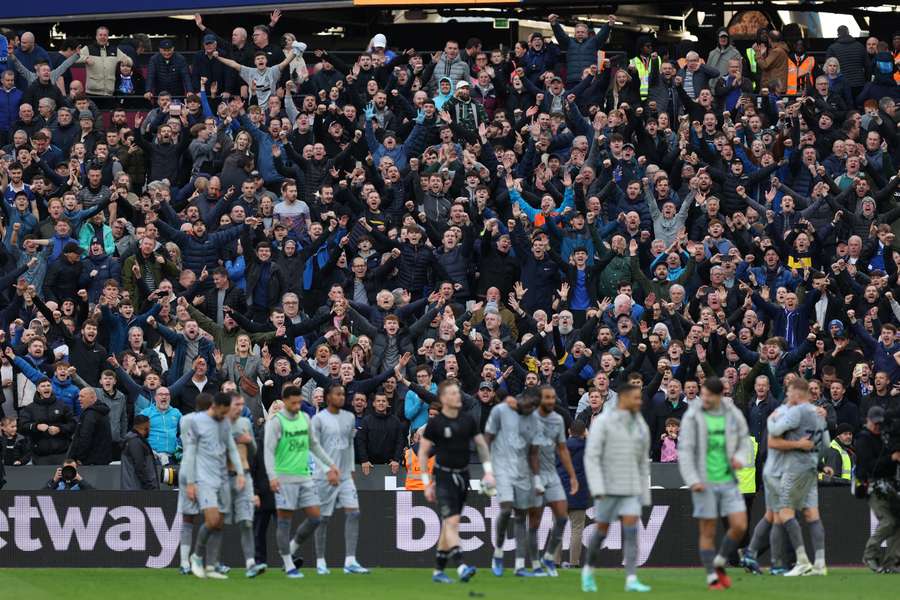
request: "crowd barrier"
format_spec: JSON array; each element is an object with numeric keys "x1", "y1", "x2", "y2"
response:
[
  {"x1": 0, "y1": 488, "x2": 872, "y2": 568},
  {"x1": 0, "y1": 463, "x2": 688, "y2": 490}
]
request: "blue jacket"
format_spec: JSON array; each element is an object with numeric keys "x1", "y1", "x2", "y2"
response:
[
  {"x1": 156, "y1": 324, "x2": 216, "y2": 386},
  {"x1": 743, "y1": 264, "x2": 798, "y2": 291},
  {"x1": 139, "y1": 404, "x2": 183, "y2": 454},
  {"x1": 13, "y1": 357, "x2": 81, "y2": 417},
  {"x1": 851, "y1": 321, "x2": 900, "y2": 382},
  {"x1": 366, "y1": 118, "x2": 424, "y2": 170},
  {"x1": 404, "y1": 382, "x2": 437, "y2": 433},
  {"x1": 1, "y1": 204, "x2": 37, "y2": 247},
  {"x1": 551, "y1": 22, "x2": 611, "y2": 84},
  {"x1": 156, "y1": 209, "x2": 246, "y2": 274},
  {"x1": 0, "y1": 86, "x2": 23, "y2": 134},
  {"x1": 522, "y1": 44, "x2": 561, "y2": 83},
  {"x1": 558, "y1": 435, "x2": 591, "y2": 510},
  {"x1": 100, "y1": 303, "x2": 162, "y2": 355},
  {"x1": 79, "y1": 254, "x2": 122, "y2": 304},
  {"x1": 751, "y1": 290, "x2": 820, "y2": 350}
]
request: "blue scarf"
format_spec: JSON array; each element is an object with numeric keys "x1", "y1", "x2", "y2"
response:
[{"x1": 303, "y1": 233, "x2": 342, "y2": 291}]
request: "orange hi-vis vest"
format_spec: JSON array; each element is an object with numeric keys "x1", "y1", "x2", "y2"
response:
[
  {"x1": 786, "y1": 54, "x2": 815, "y2": 96},
  {"x1": 404, "y1": 447, "x2": 435, "y2": 491}
]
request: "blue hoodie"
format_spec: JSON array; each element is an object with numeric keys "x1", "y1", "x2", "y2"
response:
[
  {"x1": 13, "y1": 356, "x2": 81, "y2": 417},
  {"x1": 432, "y1": 77, "x2": 453, "y2": 110}
]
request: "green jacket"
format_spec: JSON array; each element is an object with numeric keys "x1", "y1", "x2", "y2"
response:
[
  {"x1": 187, "y1": 305, "x2": 277, "y2": 355},
  {"x1": 596, "y1": 244, "x2": 631, "y2": 300},
  {"x1": 443, "y1": 96, "x2": 488, "y2": 135},
  {"x1": 121, "y1": 252, "x2": 180, "y2": 308},
  {"x1": 630, "y1": 256, "x2": 695, "y2": 301}
]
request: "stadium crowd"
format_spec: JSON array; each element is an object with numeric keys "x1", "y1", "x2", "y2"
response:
[{"x1": 1, "y1": 10, "x2": 900, "y2": 567}]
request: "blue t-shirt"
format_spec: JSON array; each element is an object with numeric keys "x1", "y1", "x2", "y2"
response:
[{"x1": 571, "y1": 269, "x2": 590, "y2": 310}]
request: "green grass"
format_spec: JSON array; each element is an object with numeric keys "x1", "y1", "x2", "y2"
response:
[{"x1": 0, "y1": 567, "x2": 890, "y2": 599}]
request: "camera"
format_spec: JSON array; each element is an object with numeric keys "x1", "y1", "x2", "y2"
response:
[{"x1": 61, "y1": 464, "x2": 78, "y2": 482}]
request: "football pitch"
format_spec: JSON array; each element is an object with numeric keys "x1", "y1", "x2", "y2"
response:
[{"x1": 0, "y1": 567, "x2": 890, "y2": 599}]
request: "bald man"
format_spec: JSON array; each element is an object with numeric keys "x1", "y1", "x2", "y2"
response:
[
  {"x1": 69, "y1": 387, "x2": 114, "y2": 465},
  {"x1": 13, "y1": 32, "x2": 51, "y2": 89}
]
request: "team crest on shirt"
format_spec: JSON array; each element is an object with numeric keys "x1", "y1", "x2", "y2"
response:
[{"x1": 444, "y1": 427, "x2": 452, "y2": 438}]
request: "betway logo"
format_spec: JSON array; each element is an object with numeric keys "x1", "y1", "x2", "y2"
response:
[
  {"x1": 0, "y1": 496, "x2": 180, "y2": 567},
  {"x1": 395, "y1": 492, "x2": 668, "y2": 565}
]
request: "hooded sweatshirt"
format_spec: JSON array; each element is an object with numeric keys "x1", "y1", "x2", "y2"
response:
[{"x1": 432, "y1": 77, "x2": 453, "y2": 110}]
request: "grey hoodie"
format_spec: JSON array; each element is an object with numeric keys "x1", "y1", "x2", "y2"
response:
[{"x1": 584, "y1": 406, "x2": 651, "y2": 504}]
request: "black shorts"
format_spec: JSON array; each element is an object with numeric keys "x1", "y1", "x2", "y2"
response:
[{"x1": 435, "y1": 468, "x2": 469, "y2": 519}]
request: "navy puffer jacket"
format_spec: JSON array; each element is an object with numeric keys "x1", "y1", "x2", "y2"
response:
[{"x1": 156, "y1": 217, "x2": 247, "y2": 274}]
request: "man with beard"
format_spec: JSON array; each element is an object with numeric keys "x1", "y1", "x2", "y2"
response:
[
  {"x1": 131, "y1": 112, "x2": 191, "y2": 184},
  {"x1": 442, "y1": 80, "x2": 487, "y2": 138}
]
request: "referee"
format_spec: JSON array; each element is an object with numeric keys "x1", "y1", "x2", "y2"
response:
[{"x1": 417, "y1": 379, "x2": 496, "y2": 584}]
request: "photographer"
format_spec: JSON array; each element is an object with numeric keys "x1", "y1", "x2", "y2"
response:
[
  {"x1": 45, "y1": 458, "x2": 95, "y2": 491},
  {"x1": 855, "y1": 406, "x2": 900, "y2": 572}
]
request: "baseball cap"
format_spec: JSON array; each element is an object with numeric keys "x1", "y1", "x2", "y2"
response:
[
  {"x1": 79, "y1": 110, "x2": 93, "y2": 121},
  {"x1": 372, "y1": 33, "x2": 387, "y2": 49},
  {"x1": 456, "y1": 80, "x2": 470, "y2": 90},
  {"x1": 202, "y1": 34, "x2": 217, "y2": 45},
  {"x1": 868, "y1": 406, "x2": 885, "y2": 424},
  {"x1": 158, "y1": 39, "x2": 174, "y2": 49},
  {"x1": 250, "y1": 170, "x2": 261, "y2": 178},
  {"x1": 717, "y1": 28, "x2": 729, "y2": 38},
  {"x1": 479, "y1": 381, "x2": 494, "y2": 391},
  {"x1": 63, "y1": 242, "x2": 81, "y2": 255},
  {"x1": 549, "y1": 75, "x2": 562, "y2": 83}
]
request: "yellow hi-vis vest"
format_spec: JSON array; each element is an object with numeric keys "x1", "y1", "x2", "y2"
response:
[
  {"x1": 745, "y1": 47, "x2": 757, "y2": 73},
  {"x1": 819, "y1": 439, "x2": 852, "y2": 481},
  {"x1": 737, "y1": 436, "x2": 758, "y2": 494},
  {"x1": 630, "y1": 55, "x2": 661, "y2": 100}
]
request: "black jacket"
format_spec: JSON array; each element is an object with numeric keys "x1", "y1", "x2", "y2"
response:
[
  {"x1": 120, "y1": 430, "x2": 160, "y2": 490},
  {"x1": 2, "y1": 434, "x2": 31, "y2": 465},
  {"x1": 69, "y1": 402, "x2": 113, "y2": 465},
  {"x1": 68, "y1": 337, "x2": 109, "y2": 388},
  {"x1": 242, "y1": 227, "x2": 286, "y2": 311},
  {"x1": 356, "y1": 411, "x2": 405, "y2": 465},
  {"x1": 42, "y1": 257, "x2": 84, "y2": 303},
  {"x1": 18, "y1": 395, "x2": 77, "y2": 458},
  {"x1": 197, "y1": 284, "x2": 247, "y2": 322},
  {"x1": 854, "y1": 428, "x2": 894, "y2": 482}
]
